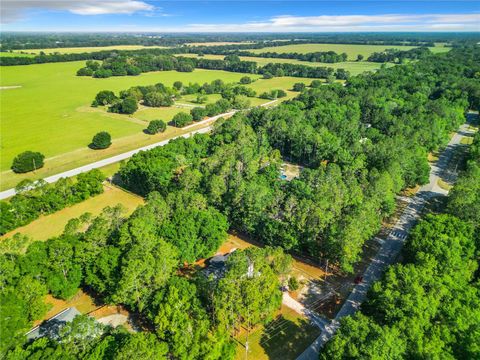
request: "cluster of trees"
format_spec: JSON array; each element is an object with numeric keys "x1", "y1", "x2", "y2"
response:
[
  {"x1": 367, "y1": 46, "x2": 432, "y2": 63},
  {"x1": 77, "y1": 54, "x2": 195, "y2": 78},
  {"x1": 233, "y1": 50, "x2": 348, "y2": 63},
  {"x1": 93, "y1": 79, "x2": 257, "y2": 121},
  {"x1": 75, "y1": 53, "x2": 347, "y2": 81},
  {"x1": 1, "y1": 186, "x2": 291, "y2": 359},
  {"x1": 119, "y1": 47, "x2": 479, "y2": 272},
  {"x1": 0, "y1": 170, "x2": 104, "y2": 235},
  {"x1": 259, "y1": 62, "x2": 349, "y2": 80}
]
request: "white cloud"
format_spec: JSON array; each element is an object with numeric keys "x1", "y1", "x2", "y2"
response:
[
  {"x1": 181, "y1": 13, "x2": 480, "y2": 32},
  {"x1": 1, "y1": 0, "x2": 154, "y2": 23}
]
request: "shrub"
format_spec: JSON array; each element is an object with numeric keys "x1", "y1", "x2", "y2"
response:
[
  {"x1": 205, "y1": 103, "x2": 221, "y2": 117},
  {"x1": 11, "y1": 151, "x2": 45, "y2": 173},
  {"x1": 120, "y1": 98, "x2": 138, "y2": 114},
  {"x1": 93, "y1": 68, "x2": 113, "y2": 78},
  {"x1": 240, "y1": 76, "x2": 253, "y2": 84},
  {"x1": 146, "y1": 120, "x2": 167, "y2": 134},
  {"x1": 144, "y1": 92, "x2": 174, "y2": 107},
  {"x1": 216, "y1": 98, "x2": 231, "y2": 113},
  {"x1": 86, "y1": 60, "x2": 100, "y2": 70},
  {"x1": 191, "y1": 107, "x2": 206, "y2": 121},
  {"x1": 126, "y1": 65, "x2": 141, "y2": 76},
  {"x1": 91, "y1": 132, "x2": 112, "y2": 149},
  {"x1": 292, "y1": 83, "x2": 306, "y2": 92},
  {"x1": 276, "y1": 89, "x2": 287, "y2": 98},
  {"x1": 232, "y1": 96, "x2": 250, "y2": 109},
  {"x1": 173, "y1": 81, "x2": 183, "y2": 91},
  {"x1": 94, "y1": 90, "x2": 117, "y2": 106},
  {"x1": 310, "y1": 80, "x2": 323, "y2": 88},
  {"x1": 172, "y1": 112, "x2": 193, "y2": 128},
  {"x1": 288, "y1": 276, "x2": 299, "y2": 291},
  {"x1": 263, "y1": 72, "x2": 274, "y2": 79},
  {"x1": 76, "y1": 67, "x2": 93, "y2": 76},
  {"x1": 196, "y1": 94, "x2": 208, "y2": 104}
]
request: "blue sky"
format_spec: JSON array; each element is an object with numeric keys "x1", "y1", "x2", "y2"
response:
[{"x1": 1, "y1": 1, "x2": 479, "y2": 32}]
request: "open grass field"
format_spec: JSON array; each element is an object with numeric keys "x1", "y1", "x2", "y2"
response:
[
  {"x1": 178, "y1": 53, "x2": 390, "y2": 75},
  {"x1": 250, "y1": 43, "x2": 449, "y2": 60},
  {"x1": 0, "y1": 184, "x2": 144, "y2": 241},
  {"x1": 248, "y1": 76, "x2": 317, "y2": 98},
  {"x1": 12, "y1": 45, "x2": 168, "y2": 55},
  {"x1": 0, "y1": 52, "x2": 35, "y2": 57},
  {"x1": 0, "y1": 60, "x2": 269, "y2": 188},
  {"x1": 186, "y1": 41, "x2": 253, "y2": 46}
]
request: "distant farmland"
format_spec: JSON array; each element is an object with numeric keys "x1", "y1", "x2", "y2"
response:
[
  {"x1": 178, "y1": 53, "x2": 390, "y2": 75},
  {"x1": 12, "y1": 45, "x2": 168, "y2": 55},
  {"x1": 250, "y1": 43, "x2": 450, "y2": 60},
  {"x1": 0, "y1": 60, "x2": 316, "y2": 189}
]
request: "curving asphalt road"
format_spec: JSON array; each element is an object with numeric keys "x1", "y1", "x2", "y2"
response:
[{"x1": 297, "y1": 121, "x2": 476, "y2": 360}]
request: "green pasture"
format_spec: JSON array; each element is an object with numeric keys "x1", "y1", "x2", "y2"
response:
[
  {"x1": 248, "y1": 76, "x2": 317, "y2": 95},
  {"x1": 0, "y1": 52, "x2": 34, "y2": 57},
  {"x1": 0, "y1": 61, "x2": 261, "y2": 176},
  {"x1": 179, "y1": 53, "x2": 388, "y2": 75},
  {"x1": 250, "y1": 43, "x2": 449, "y2": 60}
]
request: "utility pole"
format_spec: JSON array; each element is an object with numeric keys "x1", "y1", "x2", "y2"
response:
[{"x1": 325, "y1": 259, "x2": 329, "y2": 280}]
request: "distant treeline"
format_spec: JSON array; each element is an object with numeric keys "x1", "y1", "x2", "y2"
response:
[
  {"x1": 75, "y1": 53, "x2": 349, "y2": 80},
  {"x1": 367, "y1": 47, "x2": 432, "y2": 63},
  {"x1": 0, "y1": 39, "x2": 437, "y2": 66},
  {"x1": 237, "y1": 51, "x2": 348, "y2": 63},
  {"x1": 2, "y1": 32, "x2": 472, "y2": 51}
]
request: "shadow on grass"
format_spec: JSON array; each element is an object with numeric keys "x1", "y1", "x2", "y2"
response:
[{"x1": 259, "y1": 315, "x2": 319, "y2": 360}]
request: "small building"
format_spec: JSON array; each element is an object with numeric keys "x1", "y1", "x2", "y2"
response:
[
  {"x1": 203, "y1": 250, "x2": 236, "y2": 280},
  {"x1": 26, "y1": 307, "x2": 81, "y2": 341}
]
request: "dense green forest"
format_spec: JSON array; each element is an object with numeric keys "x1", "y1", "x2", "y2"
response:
[
  {"x1": 1, "y1": 45, "x2": 478, "y2": 360},
  {"x1": 320, "y1": 131, "x2": 480, "y2": 359},
  {"x1": 119, "y1": 47, "x2": 479, "y2": 271},
  {"x1": 1, "y1": 186, "x2": 292, "y2": 358}
]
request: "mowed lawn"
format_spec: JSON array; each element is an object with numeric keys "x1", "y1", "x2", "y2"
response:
[
  {"x1": 12, "y1": 45, "x2": 168, "y2": 55},
  {"x1": 178, "y1": 53, "x2": 388, "y2": 75},
  {"x1": 0, "y1": 61, "x2": 261, "y2": 175},
  {"x1": 250, "y1": 43, "x2": 449, "y2": 60},
  {"x1": 234, "y1": 305, "x2": 320, "y2": 360},
  {"x1": 0, "y1": 184, "x2": 144, "y2": 242}
]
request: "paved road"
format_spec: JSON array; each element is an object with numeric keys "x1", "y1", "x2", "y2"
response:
[
  {"x1": 297, "y1": 122, "x2": 476, "y2": 360},
  {"x1": 0, "y1": 125, "x2": 212, "y2": 200},
  {"x1": 0, "y1": 102, "x2": 278, "y2": 200}
]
